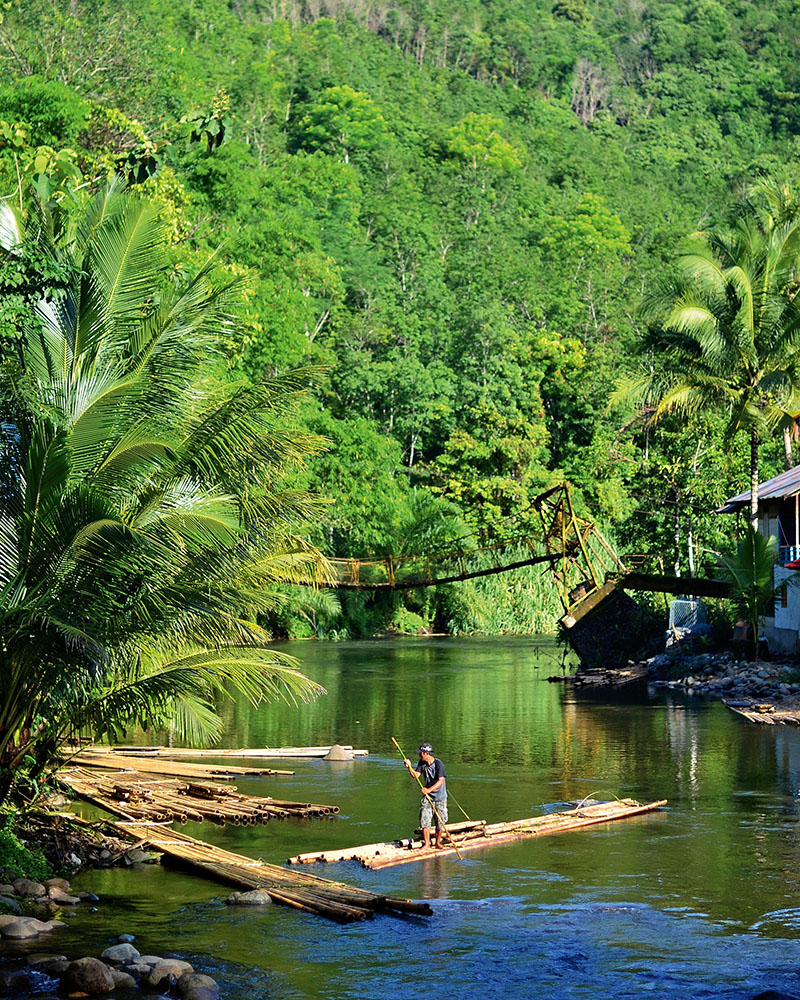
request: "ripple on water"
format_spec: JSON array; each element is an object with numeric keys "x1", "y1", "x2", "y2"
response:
[{"x1": 752, "y1": 907, "x2": 800, "y2": 931}]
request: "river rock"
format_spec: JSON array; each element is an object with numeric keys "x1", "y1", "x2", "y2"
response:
[
  {"x1": 124, "y1": 962, "x2": 154, "y2": 980},
  {"x1": 78, "y1": 891, "x2": 100, "y2": 903},
  {"x1": 110, "y1": 969, "x2": 137, "y2": 989},
  {"x1": 27, "y1": 953, "x2": 68, "y2": 966},
  {"x1": 44, "y1": 878, "x2": 71, "y2": 892},
  {"x1": 0, "y1": 885, "x2": 14, "y2": 896},
  {"x1": 146, "y1": 958, "x2": 194, "y2": 988},
  {"x1": 117, "y1": 933, "x2": 135, "y2": 943},
  {"x1": 47, "y1": 887, "x2": 81, "y2": 905},
  {"x1": 101, "y1": 942, "x2": 140, "y2": 964},
  {"x1": 2, "y1": 918, "x2": 41, "y2": 939},
  {"x1": 135, "y1": 955, "x2": 163, "y2": 967},
  {"x1": 13, "y1": 878, "x2": 44, "y2": 897},
  {"x1": 0, "y1": 969, "x2": 30, "y2": 992},
  {"x1": 61, "y1": 957, "x2": 115, "y2": 996},
  {"x1": 45, "y1": 960, "x2": 70, "y2": 976},
  {"x1": 226, "y1": 889, "x2": 273, "y2": 905},
  {"x1": 0, "y1": 896, "x2": 21, "y2": 915},
  {"x1": 177, "y1": 972, "x2": 220, "y2": 1000},
  {"x1": 125, "y1": 848, "x2": 154, "y2": 864},
  {"x1": 25, "y1": 917, "x2": 64, "y2": 932},
  {"x1": 324, "y1": 743, "x2": 354, "y2": 761}
]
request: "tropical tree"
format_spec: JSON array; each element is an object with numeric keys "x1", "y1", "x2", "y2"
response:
[
  {"x1": 0, "y1": 185, "x2": 329, "y2": 805},
  {"x1": 716, "y1": 527, "x2": 777, "y2": 652},
  {"x1": 621, "y1": 192, "x2": 800, "y2": 526}
]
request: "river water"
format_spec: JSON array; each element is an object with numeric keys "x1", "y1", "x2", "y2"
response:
[{"x1": 60, "y1": 637, "x2": 800, "y2": 999}]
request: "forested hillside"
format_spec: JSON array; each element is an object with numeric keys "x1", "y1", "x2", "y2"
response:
[{"x1": 1, "y1": 0, "x2": 798, "y2": 636}]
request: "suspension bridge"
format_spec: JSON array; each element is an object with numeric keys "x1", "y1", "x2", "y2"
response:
[{"x1": 301, "y1": 484, "x2": 729, "y2": 668}]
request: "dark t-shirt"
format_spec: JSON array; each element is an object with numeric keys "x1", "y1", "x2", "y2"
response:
[{"x1": 416, "y1": 757, "x2": 447, "y2": 801}]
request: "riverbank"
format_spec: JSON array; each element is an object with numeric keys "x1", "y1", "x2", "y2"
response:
[{"x1": 646, "y1": 650, "x2": 800, "y2": 705}]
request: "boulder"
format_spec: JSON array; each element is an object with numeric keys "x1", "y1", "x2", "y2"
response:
[
  {"x1": 117, "y1": 933, "x2": 135, "y2": 943},
  {"x1": 13, "y1": 878, "x2": 45, "y2": 897},
  {"x1": 226, "y1": 889, "x2": 273, "y2": 906},
  {"x1": 0, "y1": 896, "x2": 21, "y2": 915},
  {"x1": 78, "y1": 892, "x2": 99, "y2": 902},
  {"x1": 135, "y1": 955, "x2": 163, "y2": 967},
  {"x1": 123, "y1": 962, "x2": 154, "y2": 980},
  {"x1": 47, "y1": 887, "x2": 81, "y2": 905},
  {"x1": 101, "y1": 942, "x2": 140, "y2": 964},
  {"x1": 61, "y1": 957, "x2": 115, "y2": 996},
  {"x1": 1, "y1": 918, "x2": 41, "y2": 939},
  {"x1": 0, "y1": 885, "x2": 15, "y2": 895},
  {"x1": 0, "y1": 915, "x2": 18, "y2": 929},
  {"x1": 44, "y1": 878, "x2": 71, "y2": 892},
  {"x1": 177, "y1": 972, "x2": 220, "y2": 1000},
  {"x1": 27, "y1": 953, "x2": 68, "y2": 966},
  {"x1": 146, "y1": 958, "x2": 194, "y2": 989},
  {"x1": 25, "y1": 917, "x2": 64, "y2": 933},
  {"x1": 45, "y1": 960, "x2": 70, "y2": 977},
  {"x1": 124, "y1": 848, "x2": 155, "y2": 864},
  {"x1": 110, "y1": 969, "x2": 137, "y2": 989},
  {"x1": 323, "y1": 743, "x2": 354, "y2": 761}
]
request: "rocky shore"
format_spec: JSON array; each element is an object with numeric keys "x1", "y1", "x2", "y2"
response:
[
  {"x1": 646, "y1": 650, "x2": 800, "y2": 712},
  {"x1": 556, "y1": 648, "x2": 800, "y2": 721},
  {"x1": 0, "y1": 875, "x2": 220, "y2": 998}
]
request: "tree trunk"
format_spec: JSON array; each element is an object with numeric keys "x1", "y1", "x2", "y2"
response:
[
  {"x1": 673, "y1": 505, "x2": 681, "y2": 577},
  {"x1": 784, "y1": 424, "x2": 794, "y2": 470},
  {"x1": 750, "y1": 431, "x2": 759, "y2": 529}
]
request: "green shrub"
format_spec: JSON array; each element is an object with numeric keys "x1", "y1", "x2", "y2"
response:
[
  {"x1": 389, "y1": 607, "x2": 428, "y2": 634},
  {"x1": 0, "y1": 819, "x2": 52, "y2": 883}
]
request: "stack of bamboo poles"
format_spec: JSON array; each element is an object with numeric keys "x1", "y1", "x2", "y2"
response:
[
  {"x1": 63, "y1": 749, "x2": 294, "y2": 778},
  {"x1": 117, "y1": 824, "x2": 432, "y2": 923},
  {"x1": 59, "y1": 767, "x2": 338, "y2": 826},
  {"x1": 86, "y1": 745, "x2": 369, "y2": 759},
  {"x1": 288, "y1": 798, "x2": 668, "y2": 869}
]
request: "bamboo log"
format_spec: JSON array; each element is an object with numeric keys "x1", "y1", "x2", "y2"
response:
[
  {"x1": 59, "y1": 767, "x2": 338, "y2": 825},
  {"x1": 289, "y1": 799, "x2": 668, "y2": 870},
  {"x1": 66, "y1": 751, "x2": 294, "y2": 778},
  {"x1": 115, "y1": 822, "x2": 433, "y2": 922},
  {"x1": 368, "y1": 800, "x2": 668, "y2": 869},
  {"x1": 69, "y1": 744, "x2": 367, "y2": 760}
]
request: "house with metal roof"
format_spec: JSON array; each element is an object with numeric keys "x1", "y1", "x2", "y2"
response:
[{"x1": 720, "y1": 466, "x2": 800, "y2": 653}]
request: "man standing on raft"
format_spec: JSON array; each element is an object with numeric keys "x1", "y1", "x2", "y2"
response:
[{"x1": 404, "y1": 742, "x2": 448, "y2": 849}]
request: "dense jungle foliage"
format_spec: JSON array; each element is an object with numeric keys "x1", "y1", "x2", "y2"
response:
[{"x1": 1, "y1": 0, "x2": 799, "y2": 637}]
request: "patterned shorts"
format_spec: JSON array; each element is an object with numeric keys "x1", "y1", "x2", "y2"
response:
[{"x1": 420, "y1": 796, "x2": 448, "y2": 830}]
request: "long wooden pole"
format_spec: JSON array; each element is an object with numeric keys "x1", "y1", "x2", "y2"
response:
[{"x1": 390, "y1": 736, "x2": 463, "y2": 860}]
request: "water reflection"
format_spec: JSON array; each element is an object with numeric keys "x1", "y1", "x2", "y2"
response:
[{"x1": 71, "y1": 638, "x2": 800, "y2": 999}]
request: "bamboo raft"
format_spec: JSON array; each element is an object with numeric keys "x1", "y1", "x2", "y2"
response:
[
  {"x1": 288, "y1": 798, "x2": 667, "y2": 870},
  {"x1": 59, "y1": 768, "x2": 338, "y2": 826},
  {"x1": 70, "y1": 744, "x2": 368, "y2": 760},
  {"x1": 116, "y1": 824, "x2": 432, "y2": 923},
  {"x1": 64, "y1": 750, "x2": 294, "y2": 779},
  {"x1": 724, "y1": 699, "x2": 800, "y2": 726}
]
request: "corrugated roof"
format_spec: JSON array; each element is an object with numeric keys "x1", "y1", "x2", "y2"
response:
[{"x1": 719, "y1": 465, "x2": 800, "y2": 513}]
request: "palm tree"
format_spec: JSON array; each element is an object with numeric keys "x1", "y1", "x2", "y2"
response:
[
  {"x1": 716, "y1": 526, "x2": 777, "y2": 655},
  {"x1": 0, "y1": 185, "x2": 329, "y2": 804},
  {"x1": 622, "y1": 191, "x2": 800, "y2": 527}
]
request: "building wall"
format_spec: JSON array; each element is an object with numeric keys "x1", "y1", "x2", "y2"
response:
[{"x1": 774, "y1": 565, "x2": 800, "y2": 632}]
